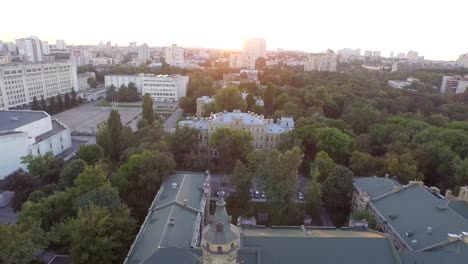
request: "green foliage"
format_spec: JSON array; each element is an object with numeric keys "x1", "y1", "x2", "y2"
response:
[
  {"x1": 107, "y1": 109, "x2": 123, "y2": 161},
  {"x1": 75, "y1": 144, "x2": 104, "y2": 165},
  {"x1": 74, "y1": 186, "x2": 121, "y2": 211},
  {"x1": 215, "y1": 85, "x2": 245, "y2": 112},
  {"x1": 343, "y1": 105, "x2": 380, "y2": 134},
  {"x1": 305, "y1": 168, "x2": 322, "y2": 211},
  {"x1": 142, "y1": 93, "x2": 155, "y2": 124},
  {"x1": 210, "y1": 127, "x2": 253, "y2": 173},
  {"x1": 246, "y1": 92, "x2": 255, "y2": 112},
  {"x1": 231, "y1": 161, "x2": 253, "y2": 206},
  {"x1": 74, "y1": 165, "x2": 109, "y2": 193},
  {"x1": 263, "y1": 84, "x2": 276, "y2": 116},
  {"x1": 350, "y1": 151, "x2": 384, "y2": 176},
  {"x1": 58, "y1": 205, "x2": 135, "y2": 264},
  {"x1": 96, "y1": 122, "x2": 109, "y2": 156},
  {"x1": 169, "y1": 126, "x2": 199, "y2": 169},
  {"x1": 314, "y1": 127, "x2": 355, "y2": 163},
  {"x1": 322, "y1": 165, "x2": 354, "y2": 225},
  {"x1": 113, "y1": 150, "x2": 175, "y2": 220},
  {"x1": 312, "y1": 151, "x2": 336, "y2": 183},
  {"x1": 60, "y1": 159, "x2": 87, "y2": 187},
  {"x1": 0, "y1": 219, "x2": 48, "y2": 264},
  {"x1": 350, "y1": 209, "x2": 377, "y2": 229},
  {"x1": 0, "y1": 169, "x2": 41, "y2": 212},
  {"x1": 454, "y1": 157, "x2": 468, "y2": 186},
  {"x1": 21, "y1": 152, "x2": 64, "y2": 184},
  {"x1": 31, "y1": 96, "x2": 40, "y2": 110},
  {"x1": 384, "y1": 153, "x2": 422, "y2": 184}
]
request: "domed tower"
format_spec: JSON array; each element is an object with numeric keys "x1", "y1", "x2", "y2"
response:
[{"x1": 201, "y1": 192, "x2": 240, "y2": 264}]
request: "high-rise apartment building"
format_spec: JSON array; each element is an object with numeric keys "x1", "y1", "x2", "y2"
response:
[
  {"x1": 42, "y1": 41, "x2": 50, "y2": 55},
  {"x1": 458, "y1": 53, "x2": 468, "y2": 68},
  {"x1": 229, "y1": 38, "x2": 267, "y2": 69},
  {"x1": 56, "y1": 40, "x2": 66, "y2": 50},
  {"x1": 138, "y1": 43, "x2": 149, "y2": 62},
  {"x1": 440, "y1": 75, "x2": 468, "y2": 95},
  {"x1": 407, "y1": 50, "x2": 419, "y2": 61},
  {"x1": 304, "y1": 49, "x2": 337, "y2": 72},
  {"x1": 164, "y1": 44, "x2": 185, "y2": 67},
  {"x1": 0, "y1": 61, "x2": 79, "y2": 109},
  {"x1": 15, "y1": 36, "x2": 43, "y2": 62}
]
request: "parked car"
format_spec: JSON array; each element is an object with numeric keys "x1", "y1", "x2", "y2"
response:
[
  {"x1": 261, "y1": 191, "x2": 267, "y2": 199},
  {"x1": 298, "y1": 192, "x2": 304, "y2": 201},
  {"x1": 254, "y1": 190, "x2": 260, "y2": 198}
]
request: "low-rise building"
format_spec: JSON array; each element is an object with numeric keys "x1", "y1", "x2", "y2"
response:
[
  {"x1": 77, "y1": 71, "x2": 96, "y2": 90},
  {"x1": 304, "y1": 49, "x2": 337, "y2": 72},
  {"x1": 104, "y1": 73, "x2": 189, "y2": 102},
  {"x1": 352, "y1": 177, "x2": 468, "y2": 251},
  {"x1": 388, "y1": 77, "x2": 420, "y2": 89},
  {"x1": 0, "y1": 110, "x2": 72, "y2": 179},
  {"x1": 440, "y1": 75, "x2": 468, "y2": 95},
  {"x1": 392, "y1": 60, "x2": 463, "y2": 72},
  {"x1": 0, "y1": 61, "x2": 79, "y2": 110},
  {"x1": 179, "y1": 110, "x2": 294, "y2": 155}
]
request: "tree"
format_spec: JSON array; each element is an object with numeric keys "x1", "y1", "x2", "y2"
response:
[
  {"x1": 31, "y1": 96, "x2": 40, "y2": 110},
  {"x1": 169, "y1": 125, "x2": 199, "y2": 169},
  {"x1": 0, "y1": 219, "x2": 48, "y2": 264},
  {"x1": 118, "y1": 85, "x2": 128, "y2": 102},
  {"x1": 106, "y1": 85, "x2": 116, "y2": 102},
  {"x1": 21, "y1": 152, "x2": 64, "y2": 184},
  {"x1": 74, "y1": 165, "x2": 109, "y2": 194},
  {"x1": 48, "y1": 96, "x2": 57, "y2": 114},
  {"x1": 231, "y1": 161, "x2": 253, "y2": 206},
  {"x1": 454, "y1": 157, "x2": 468, "y2": 186},
  {"x1": 349, "y1": 209, "x2": 377, "y2": 229},
  {"x1": 312, "y1": 151, "x2": 336, "y2": 183},
  {"x1": 305, "y1": 168, "x2": 322, "y2": 211},
  {"x1": 263, "y1": 84, "x2": 276, "y2": 116},
  {"x1": 40, "y1": 95, "x2": 48, "y2": 110},
  {"x1": 210, "y1": 127, "x2": 253, "y2": 173},
  {"x1": 350, "y1": 151, "x2": 383, "y2": 176},
  {"x1": 56, "y1": 93, "x2": 64, "y2": 112},
  {"x1": 58, "y1": 205, "x2": 135, "y2": 264},
  {"x1": 142, "y1": 93, "x2": 154, "y2": 124},
  {"x1": 0, "y1": 169, "x2": 41, "y2": 212},
  {"x1": 314, "y1": 127, "x2": 355, "y2": 163},
  {"x1": 343, "y1": 105, "x2": 380, "y2": 134},
  {"x1": 214, "y1": 85, "x2": 245, "y2": 112},
  {"x1": 107, "y1": 110, "x2": 122, "y2": 162},
  {"x1": 112, "y1": 150, "x2": 175, "y2": 220},
  {"x1": 127, "y1": 82, "x2": 139, "y2": 101},
  {"x1": 96, "y1": 122, "x2": 109, "y2": 156},
  {"x1": 64, "y1": 92, "x2": 71, "y2": 109},
  {"x1": 255, "y1": 57, "x2": 267, "y2": 70},
  {"x1": 75, "y1": 144, "x2": 105, "y2": 165},
  {"x1": 73, "y1": 186, "x2": 121, "y2": 211},
  {"x1": 60, "y1": 159, "x2": 87, "y2": 187},
  {"x1": 246, "y1": 92, "x2": 255, "y2": 112},
  {"x1": 71, "y1": 87, "x2": 78, "y2": 106},
  {"x1": 384, "y1": 153, "x2": 422, "y2": 184},
  {"x1": 322, "y1": 165, "x2": 354, "y2": 226}
]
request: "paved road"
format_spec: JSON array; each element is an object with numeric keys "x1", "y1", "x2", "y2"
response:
[{"x1": 164, "y1": 108, "x2": 183, "y2": 132}]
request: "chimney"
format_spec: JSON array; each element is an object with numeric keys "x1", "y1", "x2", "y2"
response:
[
  {"x1": 183, "y1": 199, "x2": 188, "y2": 206},
  {"x1": 427, "y1": 227, "x2": 432, "y2": 235}
]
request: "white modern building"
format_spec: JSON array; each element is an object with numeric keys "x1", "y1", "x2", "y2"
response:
[
  {"x1": 15, "y1": 36, "x2": 43, "y2": 62},
  {"x1": 388, "y1": 77, "x2": 420, "y2": 89},
  {"x1": 440, "y1": 76, "x2": 468, "y2": 95},
  {"x1": 56, "y1": 40, "x2": 66, "y2": 50},
  {"x1": 164, "y1": 44, "x2": 185, "y2": 67},
  {"x1": 104, "y1": 73, "x2": 189, "y2": 102},
  {"x1": 0, "y1": 110, "x2": 72, "y2": 179},
  {"x1": 304, "y1": 49, "x2": 337, "y2": 72},
  {"x1": 138, "y1": 43, "x2": 149, "y2": 62},
  {"x1": 0, "y1": 61, "x2": 79, "y2": 110}
]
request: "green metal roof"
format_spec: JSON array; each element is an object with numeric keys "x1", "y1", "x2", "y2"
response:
[
  {"x1": 449, "y1": 200, "x2": 468, "y2": 220},
  {"x1": 239, "y1": 226, "x2": 401, "y2": 264},
  {"x1": 124, "y1": 172, "x2": 208, "y2": 264},
  {"x1": 372, "y1": 184, "x2": 468, "y2": 251},
  {"x1": 354, "y1": 176, "x2": 401, "y2": 199},
  {"x1": 399, "y1": 250, "x2": 467, "y2": 264}
]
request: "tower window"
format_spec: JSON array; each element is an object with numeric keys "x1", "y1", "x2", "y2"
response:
[
  {"x1": 217, "y1": 246, "x2": 222, "y2": 253},
  {"x1": 231, "y1": 243, "x2": 234, "y2": 249},
  {"x1": 216, "y1": 223, "x2": 223, "y2": 232}
]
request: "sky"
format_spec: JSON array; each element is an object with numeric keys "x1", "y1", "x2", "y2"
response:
[{"x1": 1, "y1": 0, "x2": 467, "y2": 61}]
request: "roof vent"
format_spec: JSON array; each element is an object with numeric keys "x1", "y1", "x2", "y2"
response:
[
  {"x1": 10, "y1": 116, "x2": 20, "y2": 121},
  {"x1": 172, "y1": 183, "x2": 178, "y2": 190},
  {"x1": 406, "y1": 231, "x2": 414, "y2": 237},
  {"x1": 169, "y1": 218, "x2": 176, "y2": 225},
  {"x1": 427, "y1": 227, "x2": 432, "y2": 234},
  {"x1": 411, "y1": 240, "x2": 417, "y2": 244},
  {"x1": 183, "y1": 199, "x2": 188, "y2": 205}
]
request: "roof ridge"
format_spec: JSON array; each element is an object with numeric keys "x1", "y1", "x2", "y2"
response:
[{"x1": 373, "y1": 182, "x2": 418, "y2": 201}]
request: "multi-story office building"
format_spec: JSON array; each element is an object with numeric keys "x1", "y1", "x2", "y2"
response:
[
  {"x1": 229, "y1": 38, "x2": 267, "y2": 69},
  {"x1": 70, "y1": 47, "x2": 91, "y2": 67},
  {"x1": 42, "y1": 41, "x2": 50, "y2": 55},
  {"x1": 304, "y1": 49, "x2": 337, "y2": 72},
  {"x1": 406, "y1": 50, "x2": 419, "y2": 61},
  {"x1": 179, "y1": 110, "x2": 294, "y2": 156},
  {"x1": 0, "y1": 61, "x2": 79, "y2": 110},
  {"x1": 104, "y1": 73, "x2": 188, "y2": 102},
  {"x1": 138, "y1": 43, "x2": 149, "y2": 62},
  {"x1": 0, "y1": 110, "x2": 72, "y2": 179},
  {"x1": 440, "y1": 75, "x2": 468, "y2": 95},
  {"x1": 458, "y1": 53, "x2": 468, "y2": 68},
  {"x1": 15, "y1": 36, "x2": 43, "y2": 62},
  {"x1": 56, "y1": 40, "x2": 66, "y2": 50},
  {"x1": 164, "y1": 44, "x2": 185, "y2": 67}
]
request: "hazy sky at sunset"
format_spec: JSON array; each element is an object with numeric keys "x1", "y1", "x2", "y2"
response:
[{"x1": 1, "y1": 0, "x2": 467, "y2": 60}]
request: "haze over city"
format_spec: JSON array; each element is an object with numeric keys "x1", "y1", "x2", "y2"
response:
[{"x1": 1, "y1": 0, "x2": 467, "y2": 60}]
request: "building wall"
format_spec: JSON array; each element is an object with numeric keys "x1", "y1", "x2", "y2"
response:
[
  {"x1": 31, "y1": 124, "x2": 72, "y2": 156},
  {"x1": 304, "y1": 50, "x2": 337, "y2": 72},
  {"x1": 440, "y1": 76, "x2": 468, "y2": 95},
  {"x1": 77, "y1": 72, "x2": 96, "y2": 90},
  {"x1": 15, "y1": 115, "x2": 52, "y2": 141},
  {"x1": 164, "y1": 45, "x2": 185, "y2": 67},
  {"x1": 0, "y1": 61, "x2": 78, "y2": 109},
  {"x1": 0, "y1": 132, "x2": 29, "y2": 179}
]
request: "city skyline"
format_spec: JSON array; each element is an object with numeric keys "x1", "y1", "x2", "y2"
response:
[{"x1": 1, "y1": 0, "x2": 467, "y2": 61}]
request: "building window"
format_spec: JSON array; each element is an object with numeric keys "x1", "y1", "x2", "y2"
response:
[
  {"x1": 231, "y1": 243, "x2": 234, "y2": 249},
  {"x1": 217, "y1": 246, "x2": 222, "y2": 253},
  {"x1": 37, "y1": 149, "x2": 40, "y2": 155}
]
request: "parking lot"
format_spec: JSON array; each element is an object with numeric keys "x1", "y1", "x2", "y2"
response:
[{"x1": 53, "y1": 102, "x2": 142, "y2": 133}]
